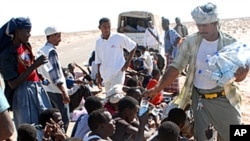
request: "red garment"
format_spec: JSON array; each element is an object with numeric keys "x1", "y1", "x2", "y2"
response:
[
  {"x1": 16, "y1": 44, "x2": 40, "y2": 82},
  {"x1": 146, "y1": 79, "x2": 163, "y2": 105},
  {"x1": 104, "y1": 103, "x2": 117, "y2": 116}
]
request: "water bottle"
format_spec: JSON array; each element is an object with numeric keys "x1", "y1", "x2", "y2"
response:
[
  {"x1": 138, "y1": 98, "x2": 149, "y2": 116},
  {"x1": 198, "y1": 69, "x2": 222, "y2": 82},
  {"x1": 217, "y1": 71, "x2": 235, "y2": 86}
]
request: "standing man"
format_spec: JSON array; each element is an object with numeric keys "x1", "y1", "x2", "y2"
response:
[
  {"x1": 144, "y1": 21, "x2": 162, "y2": 52},
  {"x1": 174, "y1": 17, "x2": 188, "y2": 38},
  {"x1": 162, "y1": 18, "x2": 181, "y2": 96},
  {"x1": 36, "y1": 26, "x2": 70, "y2": 131},
  {"x1": 95, "y1": 17, "x2": 136, "y2": 92},
  {"x1": 174, "y1": 17, "x2": 189, "y2": 76},
  {"x1": 144, "y1": 2, "x2": 249, "y2": 141}
]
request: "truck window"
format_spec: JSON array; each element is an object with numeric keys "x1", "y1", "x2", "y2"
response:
[{"x1": 118, "y1": 16, "x2": 151, "y2": 33}]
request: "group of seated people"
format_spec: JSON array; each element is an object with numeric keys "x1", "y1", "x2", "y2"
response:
[
  {"x1": 15, "y1": 85, "x2": 195, "y2": 141},
  {"x1": 13, "y1": 49, "x2": 199, "y2": 141}
]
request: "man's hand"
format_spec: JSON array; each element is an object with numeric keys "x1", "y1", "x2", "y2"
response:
[
  {"x1": 62, "y1": 91, "x2": 70, "y2": 104},
  {"x1": 235, "y1": 65, "x2": 249, "y2": 82},
  {"x1": 143, "y1": 88, "x2": 158, "y2": 99}
]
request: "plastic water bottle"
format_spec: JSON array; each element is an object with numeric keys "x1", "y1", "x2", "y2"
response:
[
  {"x1": 206, "y1": 52, "x2": 219, "y2": 71},
  {"x1": 198, "y1": 69, "x2": 222, "y2": 82},
  {"x1": 138, "y1": 98, "x2": 149, "y2": 116},
  {"x1": 217, "y1": 71, "x2": 235, "y2": 86}
]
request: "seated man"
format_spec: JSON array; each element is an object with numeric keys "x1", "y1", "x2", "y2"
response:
[
  {"x1": 83, "y1": 109, "x2": 115, "y2": 141},
  {"x1": 110, "y1": 96, "x2": 156, "y2": 141},
  {"x1": 71, "y1": 96, "x2": 103, "y2": 140},
  {"x1": 62, "y1": 68, "x2": 92, "y2": 114},
  {"x1": 136, "y1": 20, "x2": 146, "y2": 32},
  {"x1": 36, "y1": 108, "x2": 68, "y2": 141},
  {"x1": 17, "y1": 123, "x2": 37, "y2": 141},
  {"x1": 119, "y1": 24, "x2": 137, "y2": 33}
]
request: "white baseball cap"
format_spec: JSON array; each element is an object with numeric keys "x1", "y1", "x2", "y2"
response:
[{"x1": 44, "y1": 26, "x2": 60, "y2": 36}]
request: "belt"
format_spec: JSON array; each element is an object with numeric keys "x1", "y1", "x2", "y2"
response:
[{"x1": 200, "y1": 90, "x2": 225, "y2": 99}]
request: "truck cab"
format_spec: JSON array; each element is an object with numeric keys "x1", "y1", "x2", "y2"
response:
[{"x1": 117, "y1": 11, "x2": 162, "y2": 46}]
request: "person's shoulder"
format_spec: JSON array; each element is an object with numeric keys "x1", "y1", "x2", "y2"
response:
[
  {"x1": 169, "y1": 28, "x2": 178, "y2": 33},
  {"x1": 112, "y1": 32, "x2": 126, "y2": 38},
  {"x1": 114, "y1": 116, "x2": 129, "y2": 125},
  {"x1": 185, "y1": 32, "x2": 199, "y2": 39},
  {"x1": 220, "y1": 31, "x2": 237, "y2": 42},
  {"x1": 96, "y1": 36, "x2": 103, "y2": 42}
]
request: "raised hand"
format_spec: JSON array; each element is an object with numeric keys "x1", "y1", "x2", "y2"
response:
[{"x1": 34, "y1": 55, "x2": 48, "y2": 68}]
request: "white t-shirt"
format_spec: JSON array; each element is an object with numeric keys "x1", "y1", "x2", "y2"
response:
[
  {"x1": 141, "y1": 51, "x2": 153, "y2": 75},
  {"x1": 144, "y1": 27, "x2": 160, "y2": 47},
  {"x1": 90, "y1": 61, "x2": 98, "y2": 80},
  {"x1": 194, "y1": 39, "x2": 219, "y2": 89},
  {"x1": 95, "y1": 33, "x2": 136, "y2": 83}
]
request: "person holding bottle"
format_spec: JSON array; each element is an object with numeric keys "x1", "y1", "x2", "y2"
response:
[
  {"x1": 0, "y1": 17, "x2": 52, "y2": 129},
  {"x1": 143, "y1": 2, "x2": 249, "y2": 141}
]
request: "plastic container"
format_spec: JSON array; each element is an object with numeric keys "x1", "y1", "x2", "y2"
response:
[{"x1": 138, "y1": 99, "x2": 149, "y2": 116}]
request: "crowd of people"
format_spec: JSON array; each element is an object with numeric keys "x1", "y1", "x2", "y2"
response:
[{"x1": 0, "y1": 2, "x2": 249, "y2": 141}]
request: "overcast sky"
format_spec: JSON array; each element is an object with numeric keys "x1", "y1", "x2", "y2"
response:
[{"x1": 0, "y1": 0, "x2": 248, "y2": 35}]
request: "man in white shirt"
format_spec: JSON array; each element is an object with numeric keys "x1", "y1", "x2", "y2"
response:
[
  {"x1": 36, "y1": 26, "x2": 70, "y2": 131},
  {"x1": 139, "y1": 46, "x2": 154, "y2": 75},
  {"x1": 95, "y1": 17, "x2": 136, "y2": 92},
  {"x1": 144, "y1": 21, "x2": 162, "y2": 52}
]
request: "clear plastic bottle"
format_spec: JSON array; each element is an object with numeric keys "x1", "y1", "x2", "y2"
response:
[
  {"x1": 206, "y1": 52, "x2": 220, "y2": 71},
  {"x1": 198, "y1": 69, "x2": 222, "y2": 82},
  {"x1": 217, "y1": 71, "x2": 235, "y2": 86},
  {"x1": 138, "y1": 98, "x2": 149, "y2": 116}
]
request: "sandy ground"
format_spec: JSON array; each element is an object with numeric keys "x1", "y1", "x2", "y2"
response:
[{"x1": 9, "y1": 17, "x2": 250, "y2": 139}]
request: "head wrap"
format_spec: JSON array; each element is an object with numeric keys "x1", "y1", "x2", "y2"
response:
[
  {"x1": 191, "y1": 2, "x2": 219, "y2": 24},
  {"x1": 0, "y1": 17, "x2": 31, "y2": 52}
]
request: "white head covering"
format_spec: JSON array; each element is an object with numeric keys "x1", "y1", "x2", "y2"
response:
[
  {"x1": 106, "y1": 84, "x2": 125, "y2": 104},
  {"x1": 191, "y1": 2, "x2": 219, "y2": 24}
]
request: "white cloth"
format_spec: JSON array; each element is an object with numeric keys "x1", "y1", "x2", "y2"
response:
[
  {"x1": 193, "y1": 39, "x2": 218, "y2": 89},
  {"x1": 103, "y1": 70, "x2": 125, "y2": 92},
  {"x1": 83, "y1": 132, "x2": 102, "y2": 141},
  {"x1": 144, "y1": 27, "x2": 161, "y2": 47},
  {"x1": 95, "y1": 33, "x2": 136, "y2": 83},
  {"x1": 73, "y1": 114, "x2": 90, "y2": 139},
  {"x1": 105, "y1": 84, "x2": 125, "y2": 104},
  {"x1": 137, "y1": 25, "x2": 146, "y2": 32},
  {"x1": 191, "y1": 2, "x2": 218, "y2": 24},
  {"x1": 90, "y1": 61, "x2": 98, "y2": 80},
  {"x1": 36, "y1": 44, "x2": 67, "y2": 93},
  {"x1": 141, "y1": 51, "x2": 153, "y2": 75}
]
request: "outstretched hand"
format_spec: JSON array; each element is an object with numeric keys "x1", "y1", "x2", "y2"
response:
[{"x1": 143, "y1": 88, "x2": 157, "y2": 99}]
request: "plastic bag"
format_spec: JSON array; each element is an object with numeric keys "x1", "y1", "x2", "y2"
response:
[{"x1": 199, "y1": 41, "x2": 250, "y2": 86}]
